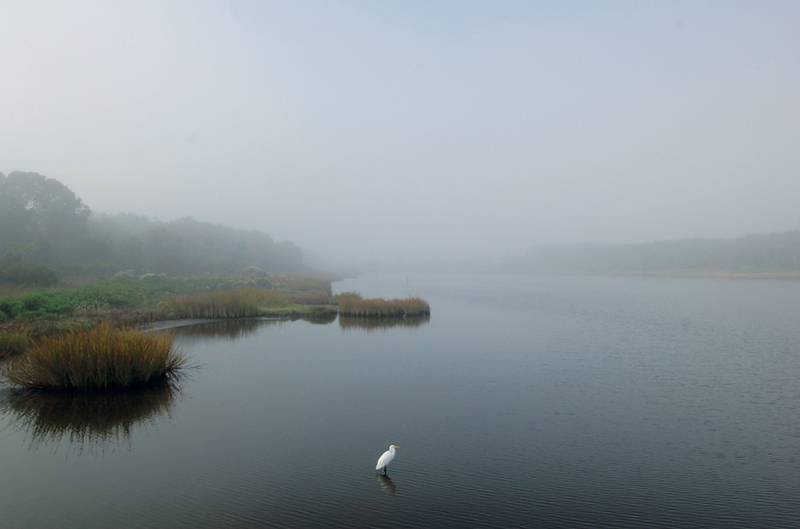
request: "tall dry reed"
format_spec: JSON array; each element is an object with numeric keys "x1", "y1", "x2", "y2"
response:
[
  {"x1": 0, "y1": 330, "x2": 30, "y2": 357},
  {"x1": 337, "y1": 297, "x2": 430, "y2": 318},
  {"x1": 163, "y1": 288, "x2": 290, "y2": 319}
]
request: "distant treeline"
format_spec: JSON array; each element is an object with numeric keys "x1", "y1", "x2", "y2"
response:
[
  {"x1": 0, "y1": 171, "x2": 304, "y2": 285},
  {"x1": 87, "y1": 214, "x2": 304, "y2": 277},
  {"x1": 514, "y1": 232, "x2": 800, "y2": 275}
]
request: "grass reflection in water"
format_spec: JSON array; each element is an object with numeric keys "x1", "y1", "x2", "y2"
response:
[
  {"x1": 338, "y1": 314, "x2": 430, "y2": 331},
  {"x1": 0, "y1": 379, "x2": 182, "y2": 454},
  {"x1": 174, "y1": 318, "x2": 281, "y2": 340},
  {"x1": 172, "y1": 313, "x2": 337, "y2": 342}
]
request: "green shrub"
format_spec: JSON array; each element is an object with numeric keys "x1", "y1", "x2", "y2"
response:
[{"x1": 0, "y1": 291, "x2": 78, "y2": 321}]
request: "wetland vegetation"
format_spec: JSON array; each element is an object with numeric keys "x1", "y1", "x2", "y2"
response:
[
  {"x1": 333, "y1": 291, "x2": 431, "y2": 318},
  {"x1": 0, "y1": 272, "x2": 335, "y2": 335},
  {"x1": 0, "y1": 273, "x2": 430, "y2": 391},
  {"x1": 2, "y1": 324, "x2": 186, "y2": 391},
  {"x1": 0, "y1": 171, "x2": 430, "y2": 390}
]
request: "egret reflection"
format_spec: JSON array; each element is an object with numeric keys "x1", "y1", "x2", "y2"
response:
[
  {"x1": 0, "y1": 378, "x2": 182, "y2": 455},
  {"x1": 376, "y1": 472, "x2": 396, "y2": 497}
]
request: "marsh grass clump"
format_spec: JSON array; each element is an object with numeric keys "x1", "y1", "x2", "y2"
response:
[
  {"x1": 163, "y1": 288, "x2": 291, "y2": 319},
  {"x1": 337, "y1": 296, "x2": 430, "y2": 318},
  {"x1": 0, "y1": 330, "x2": 31, "y2": 357},
  {"x1": 2, "y1": 324, "x2": 186, "y2": 391}
]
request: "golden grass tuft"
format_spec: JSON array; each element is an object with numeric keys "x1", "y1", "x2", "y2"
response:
[
  {"x1": 0, "y1": 330, "x2": 31, "y2": 357},
  {"x1": 2, "y1": 324, "x2": 186, "y2": 391},
  {"x1": 337, "y1": 296, "x2": 430, "y2": 318},
  {"x1": 163, "y1": 288, "x2": 291, "y2": 319}
]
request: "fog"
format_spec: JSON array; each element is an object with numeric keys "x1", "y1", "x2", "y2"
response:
[{"x1": 2, "y1": 1, "x2": 798, "y2": 266}]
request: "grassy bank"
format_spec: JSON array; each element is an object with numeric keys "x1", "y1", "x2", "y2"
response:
[
  {"x1": 2, "y1": 324, "x2": 186, "y2": 391},
  {"x1": 0, "y1": 275, "x2": 432, "y2": 391},
  {"x1": 0, "y1": 272, "x2": 333, "y2": 322},
  {"x1": 0, "y1": 272, "x2": 337, "y2": 358}
]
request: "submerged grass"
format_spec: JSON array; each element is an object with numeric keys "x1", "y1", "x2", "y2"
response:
[
  {"x1": 337, "y1": 296, "x2": 430, "y2": 318},
  {"x1": 2, "y1": 324, "x2": 186, "y2": 391}
]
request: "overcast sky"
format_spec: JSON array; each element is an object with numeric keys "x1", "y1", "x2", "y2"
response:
[{"x1": 1, "y1": 1, "x2": 798, "y2": 263}]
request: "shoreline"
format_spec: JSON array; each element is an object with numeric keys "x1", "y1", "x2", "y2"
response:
[
  {"x1": 513, "y1": 270, "x2": 800, "y2": 279},
  {"x1": 139, "y1": 314, "x2": 313, "y2": 333}
]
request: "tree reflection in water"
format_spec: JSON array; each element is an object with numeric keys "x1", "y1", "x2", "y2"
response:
[{"x1": 0, "y1": 377, "x2": 183, "y2": 455}]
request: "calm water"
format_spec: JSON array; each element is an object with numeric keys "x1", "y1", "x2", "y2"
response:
[{"x1": 1, "y1": 275, "x2": 798, "y2": 528}]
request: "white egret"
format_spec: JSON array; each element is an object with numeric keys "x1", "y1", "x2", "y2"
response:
[{"x1": 376, "y1": 444, "x2": 399, "y2": 475}]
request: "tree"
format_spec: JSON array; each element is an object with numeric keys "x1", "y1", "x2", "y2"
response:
[{"x1": 0, "y1": 171, "x2": 91, "y2": 262}]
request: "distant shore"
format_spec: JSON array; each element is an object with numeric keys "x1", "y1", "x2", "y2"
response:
[{"x1": 514, "y1": 270, "x2": 800, "y2": 279}]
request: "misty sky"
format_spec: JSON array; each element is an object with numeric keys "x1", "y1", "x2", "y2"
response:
[{"x1": 2, "y1": 1, "x2": 798, "y2": 263}]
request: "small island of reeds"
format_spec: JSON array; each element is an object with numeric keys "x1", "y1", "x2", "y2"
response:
[
  {"x1": 2, "y1": 324, "x2": 186, "y2": 391},
  {"x1": 332, "y1": 292, "x2": 430, "y2": 318}
]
